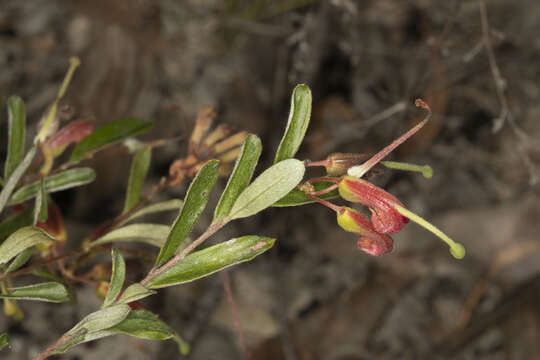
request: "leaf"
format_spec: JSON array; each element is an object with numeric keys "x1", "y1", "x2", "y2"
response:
[
  {"x1": 4, "y1": 96, "x2": 26, "y2": 179},
  {"x1": 91, "y1": 224, "x2": 170, "y2": 248},
  {"x1": 4, "y1": 246, "x2": 34, "y2": 273},
  {"x1": 273, "y1": 180, "x2": 339, "y2": 207},
  {"x1": 0, "y1": 145, "x2": 37, "y2": 214},
  {"x1": 9, "y1": 167, "x2": 96, "y2": 205},
  {"x1": 147, "y1": 235, "x2": 275, "y2": 289},
  {"x1": 0, "y1": 226, "x2": 56, "y2": 264},
  {"x1": 229, "y1": 159, "x2": 305, "y2": 220},
  {"x1": 102, "y1": 249, "x2": 126, "y2": 308},
  {"x1": 0, "y1": 333, "x2": 9, "y2": 350},
  {"x1": 108, "y1": 310, "x2": 190, "y2": 355},
  {"x1": 123, "y1": 147, "x2": 152, "y2": 213},
  {"x1": 33, "y1": 179, "x2": 48, "y2": 224},
  {"x1": 116, "y1": 283, "x2": 156, "y2": 304},
  {"x1": 0, "y1": 207, "x2": 33, "y2": 244},
  {"x1": 213, "y1": 134, "x2": 262, "y2": 224},
  {"x1": 70, "y1": 117, "x2": 154, "y2": 163},
  {"x1": 274, "y1": 84, "x2": 312, "y2": 163},
  {"x1": 0, "y1": 282, "x2": 68, "y2": 302},
  {"x1": 118, "y1": 199, "x2": 183, "y2": 227},
  {"x1": 155, "y1": 160, "x2": 220, "y2": 266}
]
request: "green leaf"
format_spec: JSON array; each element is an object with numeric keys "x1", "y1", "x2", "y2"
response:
[
  {"x1": 0, "y1": 333, "x2": 9, "y2": 350},
  {"x1": 33, "y1": 179, "x2": 48, "y2": 224},
  {"x1": 116, "y1": 283, "x2": 156, "y2": 304},
  {"x1": 0, "y1": 226, "x2": 56, "y2": 264},
  {"x1": 91, "y1": 224, "x2": 170, "y2": 248},
  {"x1": 118, "y1": 199, "x2": 183, "y2": 227},
  {"x1": 229, "y1": 159, "x2": 305, "y2": 220},
  {"x1": 108, "y1": 310, "x2": 190, "y2": 355},
  {"x1": 0, "y1": 145, "x2": 37, "y2": 214},
  {"x1": 9, "y1": 167, "x2": 96, "y2": 205},
  {"x1": 213, "y1": 134, "x2": 261, "y2": 224},
  {"x1": 123, "y1": 146, "x2": 152, "y2": 213},
  {"x1": 102, "y1": 249, "x2": 126, "y2": 308},
  {"x1": 155, "y1": 160, "x2": 220, "y2": 267},
  {"x1": 274, "y1": 84, "x2": 312, "y2": 163},
  {"x1": 0, "y1": 282, "x2": 68, "y2": 302},
  {"x1": 0, "y1": 207, "x2": 33, "y2": 244},
  {"x1": 4, "y1": 96, "x2": 26, "y2": 179},
  {"x1": 4, "y1": 246, "x2": 34, "y2": 273},
  {"x1": 273, "y1": 180, "x2": 339, "y2": 207},
  {"x1": 147, "y1": 235, "x2": 275, "y2": 289},
  {"x1": 70, "y1": 117, "x2": 154, "y2": 163}
]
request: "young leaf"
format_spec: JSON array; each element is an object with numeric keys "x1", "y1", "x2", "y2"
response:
[
  {"x1": 213, "y1": 134, "x2": 262, "y2": 224},
  {"x1": 274, "y1": 84, "x2": 312, "y2": 163},
  {"x1": 123, "y1": 146, "x2": 152, "y2": 213},
  {"x1": 0, "y1": 207, "x2": 33, "y2": 244},
  {"x1": 70, "y1": 117, "x2": 154, "y2": 163},
  {"x1": 0, "y1": 226, "x2": 56, "y2": 264},
  {"x1": 33, "y1": 179, "x2": 48, "y2": 224},
  {"x1": 155, "y1": 160, "x2": 219, "y2": 266},
  {"x1": 0, "y1": 333, "x2": 8, "y2": 350},
  {"x1": 147, "y1": 235, "x2": 275, "y2": 289},
  {"x1": 0, "y1": 145, "x2": 37, "y2": 214},
  {"x1": 108, "y1": 310, "x2": 190, "y2": 355},
  {"x1": 91, "y1": 224, "x2": 170, "y2": 248},
  {"x1": 70, "y1": 304, "x2": 131, "y2": 334},
  {"x1": 9, "y1": 167, "x2": 96, "y2": 205},
  {"x1": 102, "y1": 249, "x2": 126, "y2": 308},
  {"x1": 117, "y1": 199, "x2": 183, "y2": 226},
  {"x1": 5, "y1": 96, "x2": 26, "y2": 179},
  {"x1": 116, "y1": 283, "x2": 156, "y2": 304},
  {"x1": 0, "y1": 282, "x2": 68, "y2": 302},
  {"x1": 273, "y1": 180, "x2": 339, "y2": 207},
  {"x1": 229, "y1": 159, "x2": 305, "y2": 220},
  {"x1": 4, "y1": 246, "x2": 35, "y2": 273}
]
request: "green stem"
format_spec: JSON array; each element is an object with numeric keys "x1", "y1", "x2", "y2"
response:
[{"x1": 381, "y1": 161, "x2": 433, "y2": 178}]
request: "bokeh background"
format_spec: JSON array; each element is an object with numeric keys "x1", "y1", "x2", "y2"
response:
[{"x1": 1, "y1": 0, "x2": 540, "y2": 359}]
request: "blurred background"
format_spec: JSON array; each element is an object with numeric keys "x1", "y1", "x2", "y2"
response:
[{"x1": 1, "y1": 0, "x2": 540, "y2": 359}]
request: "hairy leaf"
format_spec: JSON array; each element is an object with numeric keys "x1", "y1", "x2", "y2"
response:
[
  {"x1": 0, "y1": 207, "x2": 33, "y2": 244},
  {"x1": 102, "y1": 249, "x2": 126, "y2": 308},
  {"x1": 91, "y1": 224, "x2": 170, "y2": 248},
  {"x1": 0, "y1": 226, "x2": 56, "y2": 264},
  {"x1": 116, "y1": 283, "x2": 156, "y2": 304},
  {"x1": 4, "y1": 96, "x2": 26, "y2": 179},
  {"x1": 123, "y1": 146, "x2": 152, "y2": 213},
  {"x1": 0, "y1": 282, "x2": 68, "y2": 302},
  {"x1": 118, "y1": 199, "x2": 183, "y2": 226},
  {"x1": 0, "y1": 145, "x2": 37, "y2": 213}
]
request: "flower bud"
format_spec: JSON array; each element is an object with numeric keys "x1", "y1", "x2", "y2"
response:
[
  {"x1": 338, "y1": 176, "x2": 408, "y2": 234},
  {"x1": 325, "y1": 153, "x2": 384, "y2": 177}
]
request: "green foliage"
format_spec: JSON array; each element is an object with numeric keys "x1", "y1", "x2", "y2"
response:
[
  {"x1": 4, "y1": 96, "x2": 26, "y2": 179},
  {"x1": 91, "y1": 223, "x2": 170, "y2": 248},
  {"x1": 274, "y1": 180, "x2": 339, "y2": 207},
  {"x1": 102, "y1": 249, "x2": 126, "y2": 308},
  {"x1": 0, "y1": 282, "x2": 68, "y2": 302},
  {"x1": 123, "y1": 146, "x2": 152, "y2": 213},
  {"x1": 0, "y1": 226, "x2": 56, "y2": 265},
  {"x1": 0, "y1": 333, "x2": 9, "y2": 350}
]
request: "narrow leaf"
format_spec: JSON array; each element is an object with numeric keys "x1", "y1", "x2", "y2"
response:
[
  {"x1": 0, "y1": 226, "x2": 56, "y2": 264},
  {"x1": 229, "y1": 159, "x2": 305, "y2": 220},
  {"x1": 118, "y1": 199, "x2": 183, "y2": 227},
  {"x1": 0, "y1": 282, "x2": 68, "y2": 302},
  {"x1": 70, "y1": 117, "x2": 154, "y2": 163},
  {"x1": 123, "y1": 146, "x2": 151, "y2": 213},
  {"x1": 0, "y1": 333, "x2": 9, "y2": 350},
  {"x1": 5, "y1": 96, "x2": 26, "y2": 179},
  {"x1": 0, "y1": 207, "x2": 33, "y2": 244},
  {"x1": 9, "y1": 167, "x2": 96, "y2": 205},
  {"x1": 274, "y1": 84, "x2": 312, "y2": 163},
  {"x1": 116, "y1": 283, "x2": 156, "y2": 304},
  {"x1": 0, "y1": 145, "x2": 37, "y2": 213},
  {"x1": 213, "y1": 134, "x2": 261, "y2": 224},
  {"x1": 155, "y1": 160, "x2": 220, "y2": 266},
  {"x1": 91, "y1": 224, "x2": 170, "y2": 248},
  {"x1": 102, "y1": 249, "x2": 126, "y2": 308},
  {"x1": 33, "y1": 179, "x2": 48, "y2": 224},
  {"x1": 273, "y1": 180, "x2": 339, "y2": 207},
  {"x1": 5, "y1": 246, "x2": 34, "y2": 273},
  {"x1": 147, "y1": 235, "x2": 275, "y2": 289}
]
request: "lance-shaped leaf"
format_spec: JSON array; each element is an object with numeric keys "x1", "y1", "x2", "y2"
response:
[
  {"x1": 33, "y1": 179, "x2": 48, "y2": 224},
  {"x1": 274, "y1": 181, "x2": 339, "y2": 207},
  {"x1": 70, "y1": 117, "x2": 154, "y2": 162},
  {"x1": 274, "y1": 84, "x2": 312, "y2": 163},
  {"x1": 0, "y1": 207, "x2": 32, "y2": 244},
  {"x1": 147, "y1": 235, "x2": 274, "y2": 289},
  {"x1": 155, "y1": 160, "x2": 219, "y2": 266},
  {"x1": 102, "y1": 249, "x2": 126, "y2": 308},
  {"x1": 0, "y1": 226, "x2": 56, "y2": 264},
  {"x1": 91, "y1": 224, "x2": 170, "y2": 248},
  {"x1": 213, "y1": 134, "x2": 261, "y2": 224},
  {"x1": 108, "y1": 310, "x2": 190, "y2": 355},
  {"x1": 0, "y1": 333, "x2": 9, "y2": 350},
  {"x1": 118, "y1": 199, "x2": 183, "y2": 227},
  {"x1": 0, "y1": 145, "x2": 37, "y2": 213},
  {"x1": 229, "y1": 159, "x2": 305, "y2": 220},
  {"x1": 0, "y1": 282, "x2": 68, "y2": 302},
  {"x1": 116, "y1": 283, "x2": 156, "y2": 304},
  {"x1": 123, "y1": 146, "x2": 151, "y2": 213},
  {"x1": 4, "y1": 96, "x2": 26, "y2": 179},
  {"x1": 9, "y1": 167, "x2": 95, "y2": 205},
  {"x1": 5, "y1": 246, "x2": 34, "y2": 273}
]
